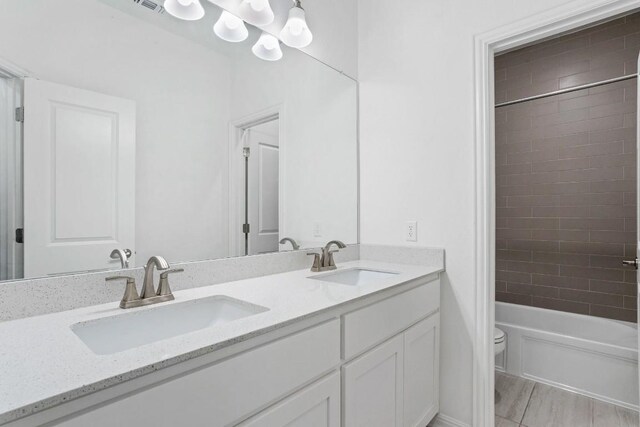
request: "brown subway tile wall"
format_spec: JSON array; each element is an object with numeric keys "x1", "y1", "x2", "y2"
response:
[
  {"x1": 495, "y1": 14, "x2": 640, "y2": 104},
  {"x1": 494, "y1": 14, "x2": 639, "y2": 323}
]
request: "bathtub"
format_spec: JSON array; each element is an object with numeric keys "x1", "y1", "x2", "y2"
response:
[{"x1": 495, "y1": 301, "x2": 639, "y2": 410}]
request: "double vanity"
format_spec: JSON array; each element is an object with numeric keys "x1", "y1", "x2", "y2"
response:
[{"x1": 0, "y1": 245, "x2": 444, "y2": 427}]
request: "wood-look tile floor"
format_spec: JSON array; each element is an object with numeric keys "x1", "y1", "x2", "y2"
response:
[{"x1": 495, "y1": 372, "x2": 639, "y2": 427}]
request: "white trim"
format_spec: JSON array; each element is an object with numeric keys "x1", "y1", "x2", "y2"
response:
[
  {"x1": 227, "y1": 105, "x2": 284, "y2": 258},
  {"x1": 472, "y1": 1, "x2": 640, "y2": 426},
  {"x1": 429, "y1": 413, "x2": 471, "y2": 427},
  {"x1": 637, "y1": 38, "x2": 640, "y2": 401},
  {"x1": 526, "y1": 374, "x2": 638, "y2": 411},
  {"x1": 0, "y1": 57, "x2": 29, "y2": 79},
  {"x1": 7, "y1": 79, "x2": 23, "y2": 280},
  {"x1": 0, "y1": 61, "x2": 25, "y2": 280}
]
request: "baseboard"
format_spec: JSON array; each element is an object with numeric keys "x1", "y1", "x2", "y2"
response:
[{"x1": 428, "y1": 413, "x2": 471, "y2": 427}]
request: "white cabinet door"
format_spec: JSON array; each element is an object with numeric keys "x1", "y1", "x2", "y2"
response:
[
  {"x1": 343, "y1": 334, "x2": 404, "y2": 427},
  {"x1": 240, "y1": 372, "x2": 340, "y2": 427},
  {"x1": 403, "y1": 313, "x2": 440, "y2": 427},
  {"x1": 23, "y1": 78, "x2": 135, "y2": 277}
]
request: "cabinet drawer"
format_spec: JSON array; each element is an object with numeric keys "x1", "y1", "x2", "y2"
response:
[
  {"x1": 343, "y1": 279, "x2": 439, "y2": 360},
  {"x1": 54, "y1": 320, "x2": 341, "y2": 427}
]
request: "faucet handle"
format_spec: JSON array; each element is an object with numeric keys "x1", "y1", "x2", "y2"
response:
[
  {"x1": 106, "y1": 276, "x2": 140, "y2": 309},
  {"x1": 325, "y1": 250, "x2": 339, "y2": 268},
  {"x1": 307, "y1": 252, "x2": 321, "y2": 272},
  {"x1": 157, "y1": 268, "x2": 184, "y2": 297},
  {"x1": 159, "y1": 268, "x2": 184, "y2": 279}
]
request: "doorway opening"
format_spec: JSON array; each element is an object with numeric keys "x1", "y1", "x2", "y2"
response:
[
  {"x1": 473, "y1": 2, "x2": 640, "y2": 426},
  {"x1": 493, "y1": 12, "x2": 640, "y2": 420},
  {"x1": 228, "y1": 107, "x2": 284, "y2": 258}
]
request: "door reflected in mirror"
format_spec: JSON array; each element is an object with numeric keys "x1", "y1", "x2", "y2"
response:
[
  {"x1": 0, "y1": 0, "x2": 357, "y2": 281},
  {"x1": 243, "y1": 118, "x2": 280, "y2": 256}
]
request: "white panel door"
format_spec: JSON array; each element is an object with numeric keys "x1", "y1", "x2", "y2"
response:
[
  {"x1": 23, "y1": 78, "x2": 135, "y2": 277},
  {"x1": 403, "y1": 314, "x2": 440, "y2": 427},
  {"x1": 343, "y1": 334, "x2": 404, "y2": 427},
  {"x1": 239, "y1": 372, "x2": 340, "y2": 427},
  {"x1": 248, "y1": 124, "x2": 279, "y2": 255}
]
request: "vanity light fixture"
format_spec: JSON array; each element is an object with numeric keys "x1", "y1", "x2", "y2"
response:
[
  {"x1": 164, "y1": 0, "x2": 205, "y2": 21},
  {"x1": 279, "y1": 0, "x2": 312, "y2": 48},
  {"x1": 238, "y1": 0, "x2": 275, "y2": 26},
  {"x1": 252, "y1": 32, "x2": 283, "y2": 61},
  {"x1": 214, "y1": 10, "x2": 249, "y2": 42}
]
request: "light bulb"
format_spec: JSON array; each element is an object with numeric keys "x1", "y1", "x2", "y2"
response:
[
  {"x1": 164, "y1": 0, "x2": 205, "y2": 21},
  {"x1": 213, "y1": 11, "x2": 249, "y2": 43},
  {"x1": 279, "y1": 2, "x2": 312, "y2": 48},
  {"x1": 239, "y1": 0, "x2": 275, "y2": 26},
  {"x1": 252, "y1": 32, "x2": 283, "y2": 61}
]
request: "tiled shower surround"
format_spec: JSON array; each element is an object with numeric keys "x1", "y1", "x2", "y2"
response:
[{"x1": 494, "y1": 14, "x2": 640, "y2": 322}]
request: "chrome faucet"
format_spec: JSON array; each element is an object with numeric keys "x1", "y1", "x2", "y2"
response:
[
  {"x1": 279, "y1": 237, "x2": 300, "y2": 250},
  {"x1": 107, "y1": 256, "x2": 182, "y2": 309},
  {"x1": 110, "y1": 248, "x2": 132, "y2": 269},
  {"x1": 308, "y1": 240, "x2": 346, "y2": 272}
]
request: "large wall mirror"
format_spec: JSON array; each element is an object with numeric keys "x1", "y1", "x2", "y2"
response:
[{"x1": 0, "y1": 0, "x2": 358, "y2": 281}]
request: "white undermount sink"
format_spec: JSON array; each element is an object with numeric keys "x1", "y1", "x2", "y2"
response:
[
  {"x1": 310, "y1": 268, "x2": 399, "y2": 286},
  {"x1": 71, "y1": 296, "x2": 269, "y2": 355}
]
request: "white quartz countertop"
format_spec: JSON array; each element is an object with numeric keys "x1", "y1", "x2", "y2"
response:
[{"x1": 0, "y1": 260, "x2": 442, "y2": 424}]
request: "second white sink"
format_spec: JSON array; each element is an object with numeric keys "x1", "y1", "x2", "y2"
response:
[
  {"x1": 310, "y1": 268, "x2": 398, "y2": 286},
  {"x1": 71, "y1": 296, "x2": 269, "y2": 355}
]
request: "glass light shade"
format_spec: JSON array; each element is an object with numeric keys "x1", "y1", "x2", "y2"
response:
[
  {"x1": 252, "y1": 32, "x2": 283, "y2": 61},
  {"x1": 164, "y1": 0, "x2": 205, "y2": 21},
  {"x1": 279, "y1": 6, "x2": 312, "y2": 48},
  {"x1": 238, "y1": 0, "x2": 275, "y2": 26},
  {"x1": 213, "y1": 11, "x2": 249, "y2": 43}
]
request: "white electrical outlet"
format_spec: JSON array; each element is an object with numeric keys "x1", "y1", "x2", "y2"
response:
[{"x1": 406, "y1": 221, "x2": 418, "y2": 242}]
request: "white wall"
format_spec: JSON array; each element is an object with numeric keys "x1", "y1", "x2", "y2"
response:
[
  {"x1": 356, "y1": 0, "x2": 590, "y2": 424},
  {"x1": 229, "y1": 47, "x2": 358, "y2": 248},
  {"x1": 0, "y1": 0, "x2": 232, "y2": 267}
]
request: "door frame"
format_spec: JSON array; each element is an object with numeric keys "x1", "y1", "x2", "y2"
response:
[
  {"x1": 472, "y1": 0, "x2": 640, "y2": 425},
  {"x1": 228, "y1": 105, "x2": 284, "y2": 258},
  {"x1": 0, "y1": 57, "x2": 28, "y2": 280}
]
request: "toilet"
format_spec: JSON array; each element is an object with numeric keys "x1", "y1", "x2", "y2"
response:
[{"x1": 494, "y1": 328, "x2": 506, "y2": 356}]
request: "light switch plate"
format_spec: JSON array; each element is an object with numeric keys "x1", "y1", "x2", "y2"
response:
[
  {"x1": 313, "y1": 222, "x2": 322, "y2": 237},
  {"x1": 406, "y1": 221, "x2": 417, "y2": 242}
]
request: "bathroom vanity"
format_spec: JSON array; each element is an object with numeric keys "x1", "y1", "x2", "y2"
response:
[{"x1": 0, "y1": 249, "x2": 443, "y2": 427}]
